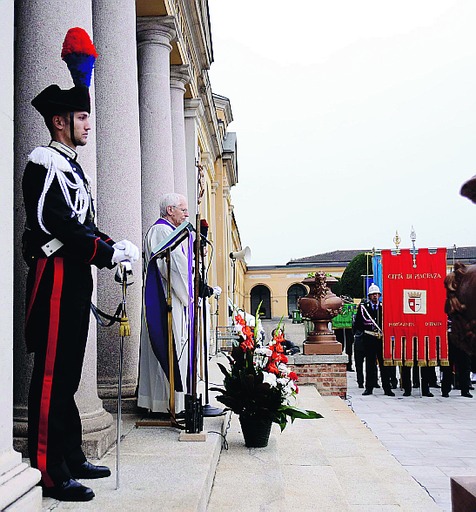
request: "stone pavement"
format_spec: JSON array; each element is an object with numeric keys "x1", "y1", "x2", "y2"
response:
[
  {"x1": 38, "y1": 320, "x2": 476, "y2": 511},
  {"x1": 345, "y1": 365, "x2": 476, "y2": 511}
]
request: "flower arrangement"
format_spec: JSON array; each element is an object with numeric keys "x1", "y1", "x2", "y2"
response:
[{"x1": 212, "y1": 309, "x2": 322, "y2": 432}]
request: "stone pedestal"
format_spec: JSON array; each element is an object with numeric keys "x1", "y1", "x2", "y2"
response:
[
  {"x1": 302, "y1": 319, "x2": 343, "y2": 354},
  {"x1": 451, "y1": 477, "x2": 476, "y2": 512},
  {"x1": 299, "y1": 273, "x2": 344, "y2": 355},
  {"x1": 288, "y1": 354, "x2": 348, "y2": 398}
]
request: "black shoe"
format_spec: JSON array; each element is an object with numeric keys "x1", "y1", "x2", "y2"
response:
[
  {"x1": 362, "y1": 390, "x2": 373, "y2": 396},
  {"x1": 42, "y1": 479, "x2": 94, "y2": 502},
  {"x1": 422, "y1": 392, "x2": 434, "y2": 397},
  {"x1": 384, "y1": 390, "x2": 395, "y2": 397},
  {"x1": 442, "y1": 392, "x2": 449, "y2": 398},
  {"x1": 431, "y1": 383, "x2": 441, "y2": 388},
  {"x1": 374, "y1": 384, "x2": 381, "y2": 389},
  {"x1": 70, "y1": 461, "x2": 111, "y2": 480},
  {"x1": 403, "y1": 391, "x2": 411, "y2": 397},
  {"x1": 462, "y1": 392, "x2": 473, "y2": 398},
  {"x1": 358, "y1": 383, "x2": 364, "y2": 388}
]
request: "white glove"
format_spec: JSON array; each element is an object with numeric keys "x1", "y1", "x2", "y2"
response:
[
  {"x1": 212, "y1": 286, "x2": 222, "y2": 298},
  {"x1": 112, "y1": 239, "x2": 140, "y2": 264}
]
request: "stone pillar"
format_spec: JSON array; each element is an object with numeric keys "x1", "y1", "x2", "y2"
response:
[
  {"x1": 184, "y1": 98, "x2": 203, "y2": 217},
  {"x1": 170, "y1": 65, "x2": 190, "y2": 197},
  {"x1": 137, "y1": 16, "x2": 175, "y2": 234},
  {"x1": 14, "y1": 0, "x2": 114, "y2": 459},
  {"x1": 0, "y1": 2, "x2": 42, "y2": 509},
  {"x1": 92, "y1": 0, "x2": 143, "y2": 411}
]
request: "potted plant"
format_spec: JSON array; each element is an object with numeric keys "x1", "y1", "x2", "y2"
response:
[{"x1": 211, "y1": 308, "x2": 322, "y2": 447}]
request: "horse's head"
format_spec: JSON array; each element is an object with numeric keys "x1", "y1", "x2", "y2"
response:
[{"x1": 445, "y1": 262, "x2": 476, "y2": 355}]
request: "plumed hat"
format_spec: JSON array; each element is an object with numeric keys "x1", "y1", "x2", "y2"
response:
[{"x1": 32, "y1": 27, "x2": 97, "y2": 117}]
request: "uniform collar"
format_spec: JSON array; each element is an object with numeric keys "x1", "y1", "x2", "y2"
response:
[{"x1": 49, "y1": 140, "x2": 77, "y2": 161}]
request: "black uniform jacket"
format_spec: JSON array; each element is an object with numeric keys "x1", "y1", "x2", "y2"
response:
[{"x1": 22, "y1": 144, "x2": 115, "y2": 269}]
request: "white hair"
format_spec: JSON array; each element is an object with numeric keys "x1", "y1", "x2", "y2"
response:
[{"x1": 159, "y1": 193, "x2": 186, "y2": 217}]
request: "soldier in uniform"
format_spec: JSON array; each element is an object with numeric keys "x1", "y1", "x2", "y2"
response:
[
  {"x1": 23, "y1": 28, "x2": 139, "y2": 502},
  {"x1": 353, "y1": 284, "x2": 394, "y2": 396}
]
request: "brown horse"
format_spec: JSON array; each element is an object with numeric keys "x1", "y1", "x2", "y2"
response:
[
  {"x1": 444, "y1": 176, "x2": 476, "y2": 355},
  {"x1": 445, "y1": 262, "x2": 476, "y2": 356}
]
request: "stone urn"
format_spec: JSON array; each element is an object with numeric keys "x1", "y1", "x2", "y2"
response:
[{"x1": 298, "y1": 272, "x2": 344, "y2": 355}]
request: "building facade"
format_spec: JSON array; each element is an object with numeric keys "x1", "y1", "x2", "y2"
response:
[
  {"x1": 244, "y1": 247, "x2": 476, "y2": 321},
  {"x1": 1, "y1": 1, "x2": 245, "y2": 508}
]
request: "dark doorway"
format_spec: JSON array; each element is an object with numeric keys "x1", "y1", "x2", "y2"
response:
[
  {"x1": 250, "y1": 285, "x2": 271, "y2": 319},
  {"x1": 287, "y1": 284, "x2": 307, "y2": 317}
]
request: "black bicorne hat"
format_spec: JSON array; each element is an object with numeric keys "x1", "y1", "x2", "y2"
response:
[{"x1": 31, "y1": 84, "x2": 91, "y2": 118}]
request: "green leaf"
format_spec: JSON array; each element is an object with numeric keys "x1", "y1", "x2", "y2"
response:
[{"x1": 278, "y1": 405, "x2": 323, "y2": 420}]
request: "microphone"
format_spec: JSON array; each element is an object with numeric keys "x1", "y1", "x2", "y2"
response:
[{"x1": 200, "y1": 219, "x2": 209, "y2": 247}]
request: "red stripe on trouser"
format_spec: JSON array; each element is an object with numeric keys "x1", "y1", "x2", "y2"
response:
[
  {"x1": 37, "y1": 258, "x2": 64, "y2": 487},
  {"x1": 25, "y1": 258, "x2": 47, "y2": 325}
]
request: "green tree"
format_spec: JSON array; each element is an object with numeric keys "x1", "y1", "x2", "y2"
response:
[{"x1": 339, "y1": 253, "x2": 367, "y2": 299}]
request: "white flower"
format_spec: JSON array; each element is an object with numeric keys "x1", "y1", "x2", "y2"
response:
[
  {"x1": 262, "y1": 372, "x2": 277, "y2": 388},
  {"x1": 254, "y1": 347, "x2": 272, "y2": 357}
]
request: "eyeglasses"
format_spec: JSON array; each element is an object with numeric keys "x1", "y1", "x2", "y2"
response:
[{"x1": 171, "y1": 206, "x2": 188, "y2": 213}]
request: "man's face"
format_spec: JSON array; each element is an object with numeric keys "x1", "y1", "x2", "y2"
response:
[
  {"x1": 167, "y1": 198, "x2": 189, "y2": 227},
  {"x1": 72, "y1": 111, "x2": 91, "y2": 147},
  {"x1": 369, "y1": 293, "x2": 380, "y2": 305}
]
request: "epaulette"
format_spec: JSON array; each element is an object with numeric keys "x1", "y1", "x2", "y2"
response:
[{"x1": 28, "y1": 146, "x2": 73, "y2": 174}]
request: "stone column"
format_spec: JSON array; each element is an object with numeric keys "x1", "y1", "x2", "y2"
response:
[
  {"x1": 14, "y1": 0, "x2": 114, "y2": 459},
  {"x1": 170, "y1": 65, "x2": 190, "y2": 197},
  {"x1": 0, "y1": 2, "x2": 42, "y2": 509},
  {"x1": 137, "y1": 16, "x2": 175, "y2": 234},
  {"x1": 92, "y1": 0, "x2": 143, "y2": 411},
  {"x1": 184, "y1": 98, "x2": 203, "y2": 217}
]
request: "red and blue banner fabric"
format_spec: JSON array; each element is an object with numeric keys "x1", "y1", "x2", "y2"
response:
[{"x1": 381, "y1": 248, "x2": 448, "y2": 367}]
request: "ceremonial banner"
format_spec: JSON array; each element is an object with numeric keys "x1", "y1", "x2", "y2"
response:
[
  {"x1": 372, "y1": 253, "x2": 383, "y2": 293},
  {"x1": 381, "y1": 248, "x2": 448, "y2": 366}
]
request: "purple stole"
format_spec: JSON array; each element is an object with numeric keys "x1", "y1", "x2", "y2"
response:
[{"x1": 144, "y1": 217, "x2": 194, "y2": 393}]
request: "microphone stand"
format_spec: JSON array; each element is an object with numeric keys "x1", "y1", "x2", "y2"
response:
[
  {"x1": 184, "y1": 163, "x2": 205, "y2": 434},
  {"x1": 200, "y1": 238, "x2": 224, "y2": 417}
]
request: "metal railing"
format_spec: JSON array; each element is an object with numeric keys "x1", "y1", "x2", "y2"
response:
[{"x1": 215, "y1": 326, "x2": 240, "y2": 353}]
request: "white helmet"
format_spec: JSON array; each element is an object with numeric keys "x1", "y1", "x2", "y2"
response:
[{"x1": 368, "y1": 283, "x2": 381, "y2": 296}]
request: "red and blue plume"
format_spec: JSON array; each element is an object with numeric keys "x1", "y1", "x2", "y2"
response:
[{"x1": 61, "y1": 27, "x2": 98, "y2": 88}]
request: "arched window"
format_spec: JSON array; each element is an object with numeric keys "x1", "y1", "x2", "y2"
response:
[
  {"x1": 287, "y1": 284, "x2": 307, "y2": 317},
  {"x1": 250, "y1": 285, "x2": 271, "y2": 319}
]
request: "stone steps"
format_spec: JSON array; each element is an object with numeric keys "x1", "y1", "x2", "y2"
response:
[{"x1": 208, "y1": 385, "x2": 441, "y2": 511}]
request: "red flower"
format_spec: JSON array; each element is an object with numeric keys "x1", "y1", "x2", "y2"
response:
[
  {"x1": 234, "y1": 315, "x2": 245, "y2": 326},
  {"x1": 242, "y1": 325, "x2": 253, "y2": 338},
  {"x1": 267, "y1": 362, "x2": 279, "y2": 375},
  {"x1": 288, "y1": 371, "x2": 298, "y2": 381},
  {"x1": 240, "y1": 338, "x2": 254, "y2": 352}
]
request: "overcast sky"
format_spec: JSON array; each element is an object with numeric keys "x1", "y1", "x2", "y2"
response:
[{"x1": 208, "y1": 0, "x2": 476, "y2": 266}]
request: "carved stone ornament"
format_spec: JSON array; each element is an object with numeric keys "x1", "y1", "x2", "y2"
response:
[{"x1": 298, "y1": 272, "x2": 344, "y2": 355}]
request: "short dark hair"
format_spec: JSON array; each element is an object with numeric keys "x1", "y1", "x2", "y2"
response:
[{"x1": 44, "y1": 112, "x2": 69, "y2": 137}]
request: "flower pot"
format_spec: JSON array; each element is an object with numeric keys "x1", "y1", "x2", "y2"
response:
[{"x1": 239, "y1": 414, "x2": 272, "y2": 448}]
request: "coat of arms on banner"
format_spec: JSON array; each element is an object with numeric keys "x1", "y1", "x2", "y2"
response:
[{"x1": 403, "y1": 289, "x2": 427, "y2": 314}]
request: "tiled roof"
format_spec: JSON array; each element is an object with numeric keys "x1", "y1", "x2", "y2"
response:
[
  {"x1": 286, "y1": 249, "x2": 366, "y2": 266},
  {"x1": 286, "y1": 246, "x2": 476, "y2": 267}
]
